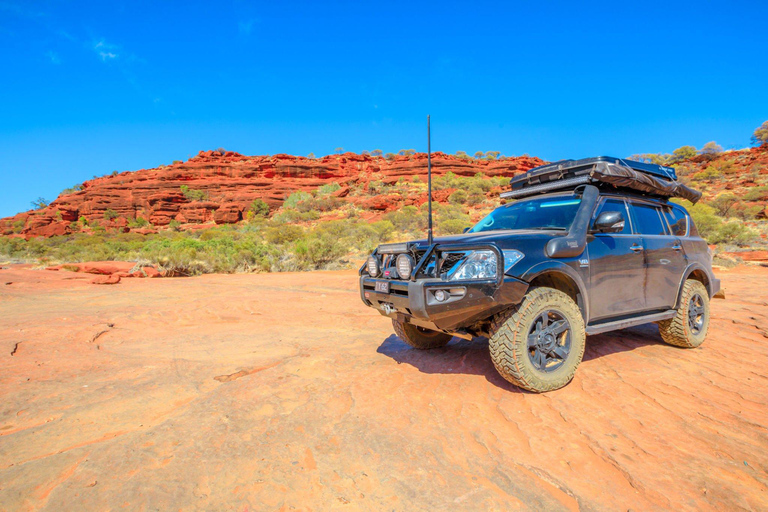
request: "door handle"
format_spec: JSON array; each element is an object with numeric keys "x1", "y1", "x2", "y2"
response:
[
  {"x1": 630, "y1": 244, "x2": 643, "y2": 252},
  {"x1": 671, "y1": 244, "x2": 682, "y2": 251}
]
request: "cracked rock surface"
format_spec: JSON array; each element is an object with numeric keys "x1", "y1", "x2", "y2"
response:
[{"x1": 0, "y1": 265, "x2": 767, "y2": 510}]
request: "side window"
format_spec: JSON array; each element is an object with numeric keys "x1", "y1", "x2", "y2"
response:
[
  {"x1": 593, "y1": 198, "x2": 630, "y2": 235},
  {"x1": 662, "y1": 205, "x2": 688, "y2": 236},
  {"x1": 630, "y1": 203, "x2": 667, "y2": 235}
]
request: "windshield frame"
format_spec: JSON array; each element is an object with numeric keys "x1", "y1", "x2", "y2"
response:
[{"x1": 468, "y1": 192, "x2": 582, "y2": 234}]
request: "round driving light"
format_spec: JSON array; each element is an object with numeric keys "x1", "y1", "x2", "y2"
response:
[
  {"x1": 435, "y1": 290, "x2": 448, "y2": 302},
  {"x1": 396, "y1": 254, "x2": 413, "y2": 279},
  {"x1": 367, "y1": 256, "x2": 380, "y2": 277}
]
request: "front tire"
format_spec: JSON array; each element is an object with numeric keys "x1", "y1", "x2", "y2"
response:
[
  {"x1": 489, "y1": 287, "x2": 586, "y2": 393},
  {"x1": 392, "y1": 319, "x2": 452, "y2": 349},
  {"x1": 657, "y1": 279, "x2": 710, "y2": 348}
]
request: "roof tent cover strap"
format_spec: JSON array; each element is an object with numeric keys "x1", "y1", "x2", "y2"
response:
[{"x1": 590, "y1": 163, "x2": 702, "y2": 204}]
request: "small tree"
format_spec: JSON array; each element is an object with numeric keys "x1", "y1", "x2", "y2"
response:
[
  {"x1": 307, "y1": 152, "x2": 316, "y2": 159},
  {"x1": 474, "y1": 151, "x2": 484, "y2": 159},
  {"x1": 103, "y1": 208, "x2": 119, "y2": 220},
  {"x1": 699, "y1": 141, "x2": 723, "y2": 160},
  {"x1": 672, "y1": 145, "x2": 697, "y2": 162},
  {"x1": 31, "y1": 197, "x2": 49, "y2": 209},
  {"x1": 485, "y1": 151, "x2": 501, "y2": 160},
  {"x1": 709, "y1": 193, "x2": 738, "y2": 217},
  {"x1": 335, "y1": 147, "x2": 344, "y2": 154},
  {"x1": 752, "y1": 120, "x2": 768, "y2": 146},
  {"x1": 455, "y1": 151, "x2": 469, "y2": 159},
  {"x1": 250, "y1": 199, "x2": 270, "y2": 217},
  {"x1": 371, "y1": 149, "x2": 383, "y2": 157}
]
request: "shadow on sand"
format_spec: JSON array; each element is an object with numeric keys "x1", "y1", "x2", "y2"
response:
[{"x1": 376, "y1": 322, "x2": 664, "y2": 391}]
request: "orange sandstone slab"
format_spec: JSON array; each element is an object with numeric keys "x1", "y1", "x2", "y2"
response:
[{"x1": 0, "y1": 265, "x2": 766, "y2": 510}]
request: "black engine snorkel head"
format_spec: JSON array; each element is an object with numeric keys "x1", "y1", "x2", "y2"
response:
[{"x1": 545, "y1": 184, "x2": 599, "y2": 258}]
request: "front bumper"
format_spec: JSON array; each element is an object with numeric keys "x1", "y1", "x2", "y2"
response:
[{"x1": 359, "y1": 275, "x2": 529, "y2": 332}]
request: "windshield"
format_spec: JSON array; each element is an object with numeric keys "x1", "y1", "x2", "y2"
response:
[{"x1": 469, "y1": 195, "x2": 582, "y2": 233}]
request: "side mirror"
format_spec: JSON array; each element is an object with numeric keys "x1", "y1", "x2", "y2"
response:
[
  {"x1": 594, "y1": 211, "x2": 625, "y2": 233},
  {"x1": 462, "y1": 227, "x2": 471, "y2": 233}
]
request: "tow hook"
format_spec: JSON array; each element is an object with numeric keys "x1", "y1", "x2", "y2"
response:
[{"x1": 381, "y1": 303, "x2": 396, "y2": 315}]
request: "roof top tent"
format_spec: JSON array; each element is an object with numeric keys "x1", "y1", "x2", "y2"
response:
[{"x1": 503, "y1": 156, "x2": 701, "y2": 204}]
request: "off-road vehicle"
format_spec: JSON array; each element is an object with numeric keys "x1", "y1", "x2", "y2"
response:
[{"x1": 359, "y1": 156, "x2": 720, "y2": 392}]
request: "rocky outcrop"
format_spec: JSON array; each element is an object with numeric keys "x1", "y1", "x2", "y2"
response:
[{"x1": 1, "y1": 151, "x2": 544, "y2": 238}]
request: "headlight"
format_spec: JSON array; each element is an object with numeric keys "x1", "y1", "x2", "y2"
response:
[
  {"x1": 502, "y1": 250, "x2": 524, "y2": 272},
  {"x1": 450, "y1": 251, "x2": 498, "y2": 281},
  {"x1": 367, "y1": 255, "x2": 380, "y2": 277},
  {"x1": 396, "y1": 254, "x2": 413, "y2": 278}
]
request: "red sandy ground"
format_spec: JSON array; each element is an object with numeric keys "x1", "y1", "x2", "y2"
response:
[{"x1": 0, "y1": 265, "x2": 767, "y2": 510}]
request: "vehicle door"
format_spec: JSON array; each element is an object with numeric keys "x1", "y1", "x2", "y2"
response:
[
  {"x1": 587, "y1": 197, "x2": 646, "y2": 322},
  {"x1": 628, "y1": 200, "x2": 687, "y2": 311}
]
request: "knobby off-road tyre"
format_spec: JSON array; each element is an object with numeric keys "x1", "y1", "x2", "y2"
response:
[
  {"x1": 489, "y1": 287, "x2": 586, "y2": 393},
  {"x1": 392, "y1": 319, "x2": 452, "y2": 349},
  {"x1": 657, "y1": 279, "x2": 710, "y2": 348}
]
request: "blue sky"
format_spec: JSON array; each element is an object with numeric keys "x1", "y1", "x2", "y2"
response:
[{"x1": 1, "y1": 0, "x2": 767, "y2": 218}]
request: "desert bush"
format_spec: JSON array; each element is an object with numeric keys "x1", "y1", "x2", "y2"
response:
[
  {"x1": 128, "y1": 216, "x2": 149, "y2": 228},
  {"x1": 249, "y1": 199, "x2": 270, "y2": 217},
  {"x1": 699, "y1": 141, "x2": 723, "y2": 160},
  {"x1": 271, "y1": 209, "x2": 320, "y2": 224},
  {"x1": 180, "y1": 185, "x2": 208, "y2": 201},
  {"x1": 707, "y1": 193, "x2": 738, "y2": 216},
  {"x1": 317, "y1": 182, "x2": 341, "y2": 196},
  {"x1": 437, "y1": 218, "x2": 469, "y2": 235},
  {"x1": 672, "y1": 146, "x2": 697, "y2": 162},
  {"x1": 31, "y1": 197, "x2": 49, "y2": 209},
  {"x1": 103, "y1": 209, "x2": 119, "y2": 221},
  {"x1": 679, "y1": 201, "x2": 756, "y2": 245},
  {"x1": 743, "y1": 186, "x2": 768, "y2": 201},
  {"x1": 752, "y1": 120, "x2": 768, "y2": 146},
  {"x1": 449, "y1": 190, "x2": 468, "y2": 205},
  {"x1": 283, "y1": 191, "x2": 312, "y2": 209},
  {"x1": 60, "y1": 184, "x2": 83, "y2": 196}
]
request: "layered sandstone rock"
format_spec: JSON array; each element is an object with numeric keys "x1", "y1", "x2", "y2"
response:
[{"x1": 1, "y1": 151, "x2": 544, "y2": 238}]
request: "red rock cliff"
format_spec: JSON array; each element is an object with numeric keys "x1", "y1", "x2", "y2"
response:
[{"x1": 1, "y1": 151, "x2": 545, "y2": 238}]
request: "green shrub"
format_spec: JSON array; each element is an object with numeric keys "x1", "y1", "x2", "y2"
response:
[
  {"x1": 449, "y1": 190, "x2": 468, "y2": 204},
  {"x1": 437, "y1": 219, "x2": 469, "y2": 235},
  {"x1": 103, "y1": 209, "x2": 119, "y2": 221},
  {"x1": 31, "y1": 197, "x2": 49, "y2": 209},
  {"x1": 249, "y1": 199, "x2": 270, "y2": 217},
  {"x1": 752, "y1": 121, "x2": 768, "y2": 146},
  {"x1": 61, "y1": 184, "x2": 83, "y2": 196},
  {"x1": 743, "y1": 186, "x2": 768, "y2": 201},
  {"x1": 264, "y1": 225, "x2": 304, "y2": 245},
  {"x1": 672, "y1": 145, "x2": 697, "y2": 162},
  {"x1": 283, "y1": 191, "x2": 312, "y2": 209},
  {"x1": 681, "y1": 201, "x2": 756, "y2": 245},
  {"x1": 180, "y1": 185, "x2": 208, "y2": 201},
  {"x1": 317, "y1": 182, "x2": 341, "y2": 196},
  {"x1": 128, "y1": 217, "x2": 149, "y2": 228}
]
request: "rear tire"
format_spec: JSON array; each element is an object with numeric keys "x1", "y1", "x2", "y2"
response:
[
  {"x1": 658, "y1": 279, "x2": 709, "y2": 348},
  {"x1": 392, "y1": 319, "x2": 452, "y2": 349},
  {"x1": 489, "y1": 287, "x2": 585, "y2": 393}
]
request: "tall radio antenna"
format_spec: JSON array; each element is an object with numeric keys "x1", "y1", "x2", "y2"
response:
[{"x1": 427, "y1": 115, "x2": 433, "y2": 246}]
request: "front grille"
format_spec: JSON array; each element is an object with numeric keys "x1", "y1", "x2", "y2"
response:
[{"x1": 439, "y1": 252, "x2": 467, "y2": 277}]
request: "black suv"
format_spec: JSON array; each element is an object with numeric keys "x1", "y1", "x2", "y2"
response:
[{"x1": 359, "y1": 157, "x2": 720, "y2": 392}]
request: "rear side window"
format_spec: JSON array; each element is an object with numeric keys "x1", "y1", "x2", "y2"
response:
[
  {"x1": 593, "y1": 198, "x2": 630, "y2": 234},
  {"x1": 663, "y1": 206, "x2": 688, "y2": 236},
  {"x1": 630, "y1": 203, "x2": 667, "y2": 235}
]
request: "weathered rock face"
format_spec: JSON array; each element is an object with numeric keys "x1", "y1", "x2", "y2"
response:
[{"x1": 0, "y1": 151, "x2": 544, "y2": 238}]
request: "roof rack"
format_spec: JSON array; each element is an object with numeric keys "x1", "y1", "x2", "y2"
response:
[{"x1": 502, "y1": 156, "x2": 701, "y2": 203}]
